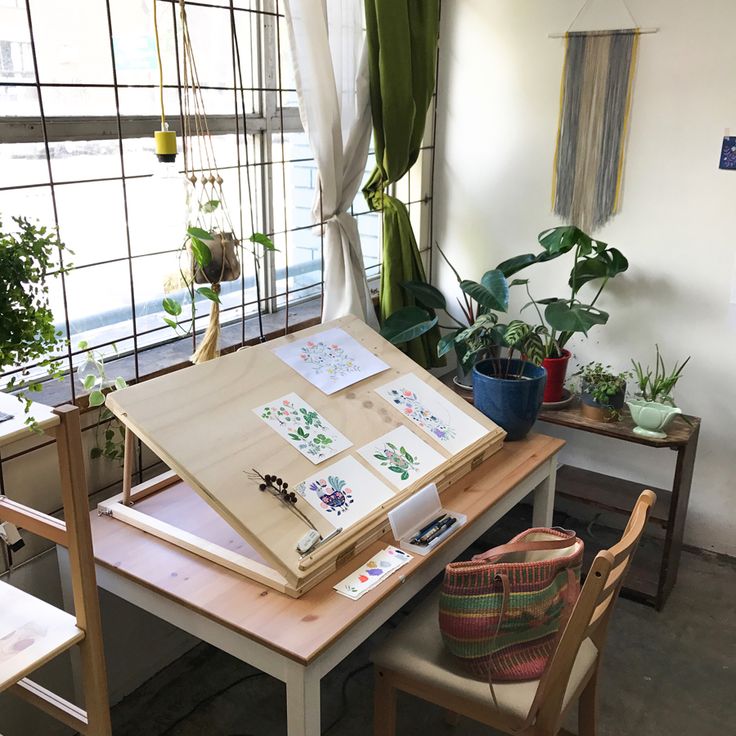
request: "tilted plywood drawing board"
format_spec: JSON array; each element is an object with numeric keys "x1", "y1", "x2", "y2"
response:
[{"x1": 101, "y1": 315, "x2": 505, "y2": 596}]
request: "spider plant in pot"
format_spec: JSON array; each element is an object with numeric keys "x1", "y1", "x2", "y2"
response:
[
  {"x1": 380, "y1": 247, "x2": 511, "y2": 388},
  {"x1": 574, "y1": 362, "x2": 629, "y2": 422},
  {"x1": 497, "y1": 226, "x2": 628, "y2": 403},
  {"x1": 0, "y1": 216, "x2": 68, "y2": 427},
  {"x1": 628, "y1": 346, "x2": 690, "y2": 438}
]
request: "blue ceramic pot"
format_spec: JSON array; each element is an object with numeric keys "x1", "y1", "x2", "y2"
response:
[{"x1": 472, "y1": 359, "x2": 547, "y2": 441}]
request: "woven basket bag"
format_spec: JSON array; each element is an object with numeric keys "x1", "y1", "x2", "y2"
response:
[{"x1": 439, "y1": 527, "x2": 584, "y2": 685}]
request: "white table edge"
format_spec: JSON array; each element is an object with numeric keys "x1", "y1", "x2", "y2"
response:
[{"x1": 58, "y1": 454, "x2": 557, "y2": 736}]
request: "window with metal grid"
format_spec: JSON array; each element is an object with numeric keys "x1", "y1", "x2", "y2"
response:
[{"x1": 0, "y1": 0, "x2": 435, "y2": 406}]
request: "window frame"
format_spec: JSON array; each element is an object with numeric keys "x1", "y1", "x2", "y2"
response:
[{"x1": 0, "y1": 0, "x2": 435, "y2": 408}]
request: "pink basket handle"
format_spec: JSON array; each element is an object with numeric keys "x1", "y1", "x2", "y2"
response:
[{"x1": 472, "y1": 528, "x2": 578, "y2": 562}]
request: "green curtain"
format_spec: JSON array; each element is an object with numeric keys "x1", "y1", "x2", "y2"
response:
[{"x1": 363, "y1": 0, "x2": 444, "y2": 368}]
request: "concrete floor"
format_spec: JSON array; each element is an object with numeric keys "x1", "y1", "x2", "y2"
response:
[{"x1": 112, "y1": 541, "x2": 736, "y2": 736}]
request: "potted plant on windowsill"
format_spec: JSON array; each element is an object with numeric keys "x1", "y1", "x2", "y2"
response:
[
  {"x1": 497, "y1": 226, "x2": 629, "y2": 403},
  {"x1": 0, "y1": 216, "x2": 68, "y2": 426},
  {"x1": 628, "y1": 346, "x2": 690, "y2": 438},
  {"x1": 573, "y1": 362, "x2": 628, "y2": 422}
]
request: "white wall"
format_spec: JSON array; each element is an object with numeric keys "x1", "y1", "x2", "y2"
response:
[{"x1": 433, "y1": 0, "x2": 736, "y2": 556}]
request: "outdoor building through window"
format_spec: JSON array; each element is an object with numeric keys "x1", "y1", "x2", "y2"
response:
[{"x1": 0, "y1": 0, "x2": 434, "y2": 404}]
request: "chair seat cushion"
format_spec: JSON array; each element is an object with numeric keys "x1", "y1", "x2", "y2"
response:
[{"x1": 372, "y1": 589, "x2": 598, "y2": 723}]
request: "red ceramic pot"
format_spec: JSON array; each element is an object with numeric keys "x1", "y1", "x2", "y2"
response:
[{"x1": 541, "y1": 349, "x2": 571, "y2": 403}]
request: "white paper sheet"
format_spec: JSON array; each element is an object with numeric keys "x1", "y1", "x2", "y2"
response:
[
  {"x1": 272, "y1": 327, "x2": 389, "y2": 394},
  {"x1": 254, "y1": 392, "x2": 352, "y2": 463},
  {"x1": 357, "y1": 425, "x2": 446, "y2": 490},
  {"x1": 295, "y1": 456, "x2": 394, "y2": 529},
  {"x1": 374, "y1": 373, "x2": 490, "y2": 454}
]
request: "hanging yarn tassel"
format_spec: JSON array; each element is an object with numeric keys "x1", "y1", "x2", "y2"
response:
[{"x1": 191, "y1": 282, "x2": 221, "y2": 364}]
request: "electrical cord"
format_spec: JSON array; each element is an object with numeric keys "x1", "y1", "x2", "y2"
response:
[
  {"x1": 160, "y1": 672, "x2": 264, "y2": 736},
  {"x1": 158, "y1": 661, "x2": 372, "y2": 736},
  {"x1": 322, "y1": 662, "x2": 373, "y2": 735},
  {"x1": 152, "y1": 0, "x2": 166, "y2": 129}
]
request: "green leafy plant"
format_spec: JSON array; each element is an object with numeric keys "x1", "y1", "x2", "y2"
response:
[
  {"x1": 77, "y1": 342, "x2": 128, "y2": 462},
  {"x1": 497, "y1": 226, "x2": 628, "y2": 358},
  {"x1": 631, "y1": 346, "x2": 690, "y2": 405},
  {"x1": 161, "y1": 199, "x2": 277, "y2": 341},
  {"x1": 380, "y1": 245, "x2": 510, "y2": 369},
  {"x1": 573, "y1": 362, "x2": 629, "y2": 419},
  {"x1": 0, "y1": 216, "x2": 69, "y2": 423}
]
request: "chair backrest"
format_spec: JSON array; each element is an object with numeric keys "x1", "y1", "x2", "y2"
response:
[{"x1": 533, "y1": 490, "x2": 656, "y2": 732}]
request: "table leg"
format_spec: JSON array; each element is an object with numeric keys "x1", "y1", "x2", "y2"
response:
[
  {"x1": 532, "y1": 458, "x2": 556, "y2": 527},
  {"x1": 56, "y1": 546, "x2": 84, "y2": 706},
  {"x1": 285, "y1": 661, "x2": 321, "y2": 736}
]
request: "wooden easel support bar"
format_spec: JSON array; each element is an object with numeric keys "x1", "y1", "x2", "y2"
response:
[
  {"x1": 98, "y1": 492, "x2": 290, "y2": 594},
  {"x1": 11, "y1": 677, "x2": 88, "y2": 734},
  {"x1": 0, "y1": 496, "x2": 68, "y2": 546},
  {"x1": 121, "y1": 426, "x2": 135, "y2": 506}
]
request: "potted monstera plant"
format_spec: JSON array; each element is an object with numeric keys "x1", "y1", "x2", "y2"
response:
[
  {"x1": 0, "y1": 216, "x2": 68, "y2": 425},
  {"x1": 496, "y1": 226, "x2": 629, "y2": 403}
]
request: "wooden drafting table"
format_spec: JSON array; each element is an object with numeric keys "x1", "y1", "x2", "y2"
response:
[
  {"x1": 59, "y1": 433, "x2": 563, "y2": 736},
  {"x1": 99, "y1": 315, "x2": 505, "y2": 597}
]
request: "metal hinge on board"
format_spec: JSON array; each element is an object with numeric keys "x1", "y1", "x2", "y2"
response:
[{"x1": 97, "y1": 506, "x2": 113, "y2": 517}]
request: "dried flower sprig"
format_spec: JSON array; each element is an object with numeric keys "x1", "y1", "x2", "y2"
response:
[{"x1": 249, "y1": 469, "x2": 318, "y2": 531}]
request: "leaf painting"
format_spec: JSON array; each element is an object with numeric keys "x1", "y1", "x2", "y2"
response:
[
  {"x1": 254, "y1": 393, "x2": 351, "y2": 464},
  {"x1": 357, "y1": 425, "x2": 445, "y2": 490},
  {"x1": 373, "y1": 442, "x2": 420, "y2": 481}
]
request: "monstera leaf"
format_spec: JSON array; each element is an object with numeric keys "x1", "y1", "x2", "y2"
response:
[{"x1": 545, "y1": 301, "x2": 608, "y2": 333}]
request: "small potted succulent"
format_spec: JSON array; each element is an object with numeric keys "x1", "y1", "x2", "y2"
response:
[
  {"x1": 628, "y1": 346, "x2": 690, "y2": 438},
  {"x1": 574, "y1": 362, "x2": 628, "y2": 422}
]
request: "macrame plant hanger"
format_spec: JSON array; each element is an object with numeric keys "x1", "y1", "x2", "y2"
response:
[
  {"x1": 178, "y1": 0, "x2": 241, "y2": 364},
  {"x1": 549, "y1": 0, "x2": 657, "y2": 232}
]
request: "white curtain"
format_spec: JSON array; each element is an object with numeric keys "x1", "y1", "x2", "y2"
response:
[{"x1": 284, "y1": 0, "x2": 378, "y2": 329}]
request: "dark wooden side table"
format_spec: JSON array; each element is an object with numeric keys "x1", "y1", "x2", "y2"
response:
[
  {"x1": 442, "y1": 374, "x2": 700, "y2": 611},
  {"x1": 536, "y1": 403, "x2": 700, "y2": 610}
]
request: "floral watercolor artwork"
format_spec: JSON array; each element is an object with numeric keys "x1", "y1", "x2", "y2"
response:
[
  {"x1": 358, "y1": 425, "x2": 445, "y2": 490},
  {"x1": 374, "y1": 373, "x2": 490, "y2": 455},
  {"x1": 272, "y1": 327, "x2": 389, "y2": 394},
  {"x1": 254, "y1": 393, "x2": 352, "y2": 464},
  {"x1": 386, "y1": 388, "x2": 456, "y2": 443},
  {"x1": 298, "y1": 340, "x2": 361, "y2": 379},
  {"x1": 296, "y1": 456, "x2": 394, "y2": 529}
]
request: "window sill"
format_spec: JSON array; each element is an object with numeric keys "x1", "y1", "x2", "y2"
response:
[
  {"x1": 32, "y1": 298, "x2": 324, "y2": 411},
  {"x1": 31, "y1": 287, "x2": 380, "y2": 413}
]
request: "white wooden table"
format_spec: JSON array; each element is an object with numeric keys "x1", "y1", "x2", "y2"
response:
[{"x1": 59, "y1": 434, "x2": 561, "y2": 736}]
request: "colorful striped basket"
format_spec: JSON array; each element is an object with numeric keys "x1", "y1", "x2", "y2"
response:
[{"x1": 439, "y1": 527, "x2": 583, "y2": 684}]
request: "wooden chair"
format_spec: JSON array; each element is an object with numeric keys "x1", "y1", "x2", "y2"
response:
[
  {"x1": 372, "y1": 490, "x2": 656, "y2": 736},
  {"x1": 0, "y1": 402, "x2": 112, "y2": 735}
]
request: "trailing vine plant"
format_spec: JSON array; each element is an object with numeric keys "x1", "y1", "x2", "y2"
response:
[{"x1": 77, "y1": 342, "x2": 128, "y2": 462}]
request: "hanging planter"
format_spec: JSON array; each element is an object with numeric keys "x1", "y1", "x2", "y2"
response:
[{"x1": 156, "y1": 0, "x2": 276, "y2": 363}]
